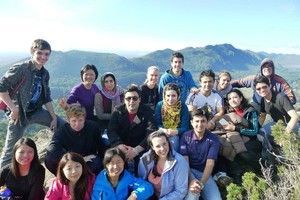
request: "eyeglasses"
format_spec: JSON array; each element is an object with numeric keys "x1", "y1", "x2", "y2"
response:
[
  {"x1": 125, "y1": 96, "x2": 139, "y2": 101},
  {"x1": 256, "y1": 85, "x2": 268, "y2": 91}
]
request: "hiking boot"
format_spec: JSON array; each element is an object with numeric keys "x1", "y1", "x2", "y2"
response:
[
  {"x1": 213, "y1": 172, "x2": 233, "y2": 187},
  {"x1": 232, "y1": 173, "x2": 243, "y2": 185}
]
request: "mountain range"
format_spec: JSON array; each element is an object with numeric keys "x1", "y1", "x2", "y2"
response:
[{"x1": 1, "y1": 43, "x2": 299, "y2": 98}]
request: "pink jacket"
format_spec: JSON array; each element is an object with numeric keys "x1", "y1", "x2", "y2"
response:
[{"x1": 45, "y1": 174, "x2": 95, "y2": 200}]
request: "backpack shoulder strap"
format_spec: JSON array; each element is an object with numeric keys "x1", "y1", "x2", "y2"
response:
[{"x1": 10, "y1": 62, "x2": 30, "y2": 99}]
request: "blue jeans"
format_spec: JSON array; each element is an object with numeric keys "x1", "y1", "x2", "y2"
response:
[
  {"x1": 185, "y1": 168, "x2": 222, "y2": 200},
  {"x1": 0, "y1": 109, "x2": 66, "y2": 169},
  {"x1": 262, "y1": 120, "x2": 300, "y2": 144},
  {"x1": 169, "y1": 135, "x2": 179, "y2": 152}
]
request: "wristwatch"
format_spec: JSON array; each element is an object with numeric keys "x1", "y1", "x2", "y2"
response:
[
  {"x1": 199, "y1": 181, "x2": 205, "y2": 189},
  {"x1": 133, "y1": 147, "x2": 139, "y2": 156}
]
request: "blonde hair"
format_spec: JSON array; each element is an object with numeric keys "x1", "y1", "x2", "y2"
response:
[
  {"x1": 217, "y1": 70, "x2": 232, "y2": 82},
  {"x1": 144, "y1": 66, "x2": 160, "y2": 84},
  {"x1": 66, "y1": 103, "x2": 86, "y2": 121}
]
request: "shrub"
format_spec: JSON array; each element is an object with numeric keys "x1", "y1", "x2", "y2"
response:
[{"x1": 227, "y1": 121, "x2": 300, "y2": 200}]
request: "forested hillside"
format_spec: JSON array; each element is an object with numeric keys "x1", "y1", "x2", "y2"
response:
[
  {"x1": 1, "y1": 43, "x2": 300, "y2": 99},
  {"x1": 0, "y1": 43, "x2": 300, "y2": 150}
]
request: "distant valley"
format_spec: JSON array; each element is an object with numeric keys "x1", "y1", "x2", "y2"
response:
[{"x1": 1, "y1": 43, "x2": 300, "y2": 99}]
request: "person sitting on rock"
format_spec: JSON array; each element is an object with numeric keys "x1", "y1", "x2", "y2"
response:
[
  {"x1": 45, "y1": 104, "x2": 104, "y2": 175},
  {"x1": 0, "y1": 137, "x2": 45, "y2": 199},
  {"x1": 45, "y1": 152, "x2": 95, "y2": 200}
]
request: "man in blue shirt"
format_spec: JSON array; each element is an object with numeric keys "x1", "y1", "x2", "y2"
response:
[
  {"x1": 158, "y1": 52, "x2": 198, "y2": 103},
  {"x1": 180, "y1": 108, "x2": 222, "y2": 200}
]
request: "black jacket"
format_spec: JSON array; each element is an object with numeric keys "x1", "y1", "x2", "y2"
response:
[{"x1": 108, "y1": 104, "x2": 157, "y2": 149}]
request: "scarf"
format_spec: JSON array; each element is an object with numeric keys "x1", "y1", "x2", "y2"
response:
[
  {"x1": 161, "y1": 99, "x2": 181, "y2": 129},
  {"x1": 233, "y1": 107, "x2": 244, "y2": 117},
  {"x1": 100, "y1": 85, "x2": 122, "y2": 105}
]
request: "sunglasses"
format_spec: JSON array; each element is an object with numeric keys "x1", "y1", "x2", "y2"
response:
[
  {"x1": 125, "y1": 96, "x2": 139, "y2": 101},
  {"x1": 256, "y1": 85, "x2": 268, "y2": 91}
]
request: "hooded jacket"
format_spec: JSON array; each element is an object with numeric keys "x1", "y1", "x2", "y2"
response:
[
  {"x1": 158, "y1": 68, "x2": 197, "y2": 103},
  {"x1": 231, "y1": 58, "x2": 296, "y2": 105}
]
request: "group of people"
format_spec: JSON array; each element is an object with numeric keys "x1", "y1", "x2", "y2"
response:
[{"x1": 0, "y1": 39, "x2": 299, "y2": 200}]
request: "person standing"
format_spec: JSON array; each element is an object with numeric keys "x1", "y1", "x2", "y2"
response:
[
  {"x1": 0, "y1": 39, "x2": 65, "y2": 169},
  {"x1": 158, "y1": 52, "x2": 198, "y2": 103},
  {"x1": 140, "y1": 66, "x2": 160, "y2": 111}
]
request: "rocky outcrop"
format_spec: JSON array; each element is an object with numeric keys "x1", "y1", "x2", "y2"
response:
[{"x1": 32, "y1": 129, "x2": 55, "y2": 190}]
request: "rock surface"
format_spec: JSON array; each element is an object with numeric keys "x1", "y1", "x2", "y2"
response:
[{"x1": 33, "y1": 129, "x2": 55, "y2": 190}]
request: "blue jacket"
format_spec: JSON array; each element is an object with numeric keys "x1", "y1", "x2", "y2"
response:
[
  {"x1": 91, "y1": 169, "x2": 153, "y2": 200},
  {"x1": 154, "y1": 101, "x2": 190, "y2": 136},
  {"x1": 138, "y1": 150, "x2": 189, "y2": 200},
  {"x1": 158, "y1": 69, "x2": 197, "y2": 103}
]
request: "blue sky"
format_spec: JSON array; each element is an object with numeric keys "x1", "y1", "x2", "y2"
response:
[{"x1": 0, "y1": 0, "x2": 299, "y2": 55}]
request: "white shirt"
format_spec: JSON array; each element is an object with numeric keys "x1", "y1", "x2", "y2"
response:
[{"x1": 186, "y1": 90, "x2": 223, "y2": 115}]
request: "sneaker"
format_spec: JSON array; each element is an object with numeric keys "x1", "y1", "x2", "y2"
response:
[{"x1": 213, "y1": 172, "x2": 233, "y2": 187}]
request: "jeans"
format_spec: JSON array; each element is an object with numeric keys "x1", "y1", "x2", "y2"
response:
[
  {"x1": 185, "y1": 168, "x2": 222, "y2": 200},
  {"x1": 0, "y1": 109, "x2": 66, "y2": 169},
  {"x1": 262, "y1": 120, "x2": 300, "y2": 144},
  {"x1": 169, "y1": 135, "x2": 179, "y2": 152}
]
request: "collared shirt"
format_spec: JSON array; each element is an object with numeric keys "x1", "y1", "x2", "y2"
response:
[
  {"x1": 180, "y1": 129, "x2": 220, "y2": 172},
  {"x1": 0, "y1": 60, "x2": 52, "y2": 118}
]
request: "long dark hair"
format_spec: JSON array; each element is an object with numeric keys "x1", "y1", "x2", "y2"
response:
[
  {"x1": 57, "y1": 152, "x2": 90, "y2": 200},
  {"x1": 11, "y1": 137, "x2": 41, "y2": 179},
  {"x1": 226, "y1": 88, "x2": 249, "y2": 113},
  {"x1": 147, "y1": 131, "x2": 173, "y2": 177}
]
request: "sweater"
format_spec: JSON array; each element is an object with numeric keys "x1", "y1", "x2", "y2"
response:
[{"x1": 67, "y1": 83, "x2": 100, "y2": 120}]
